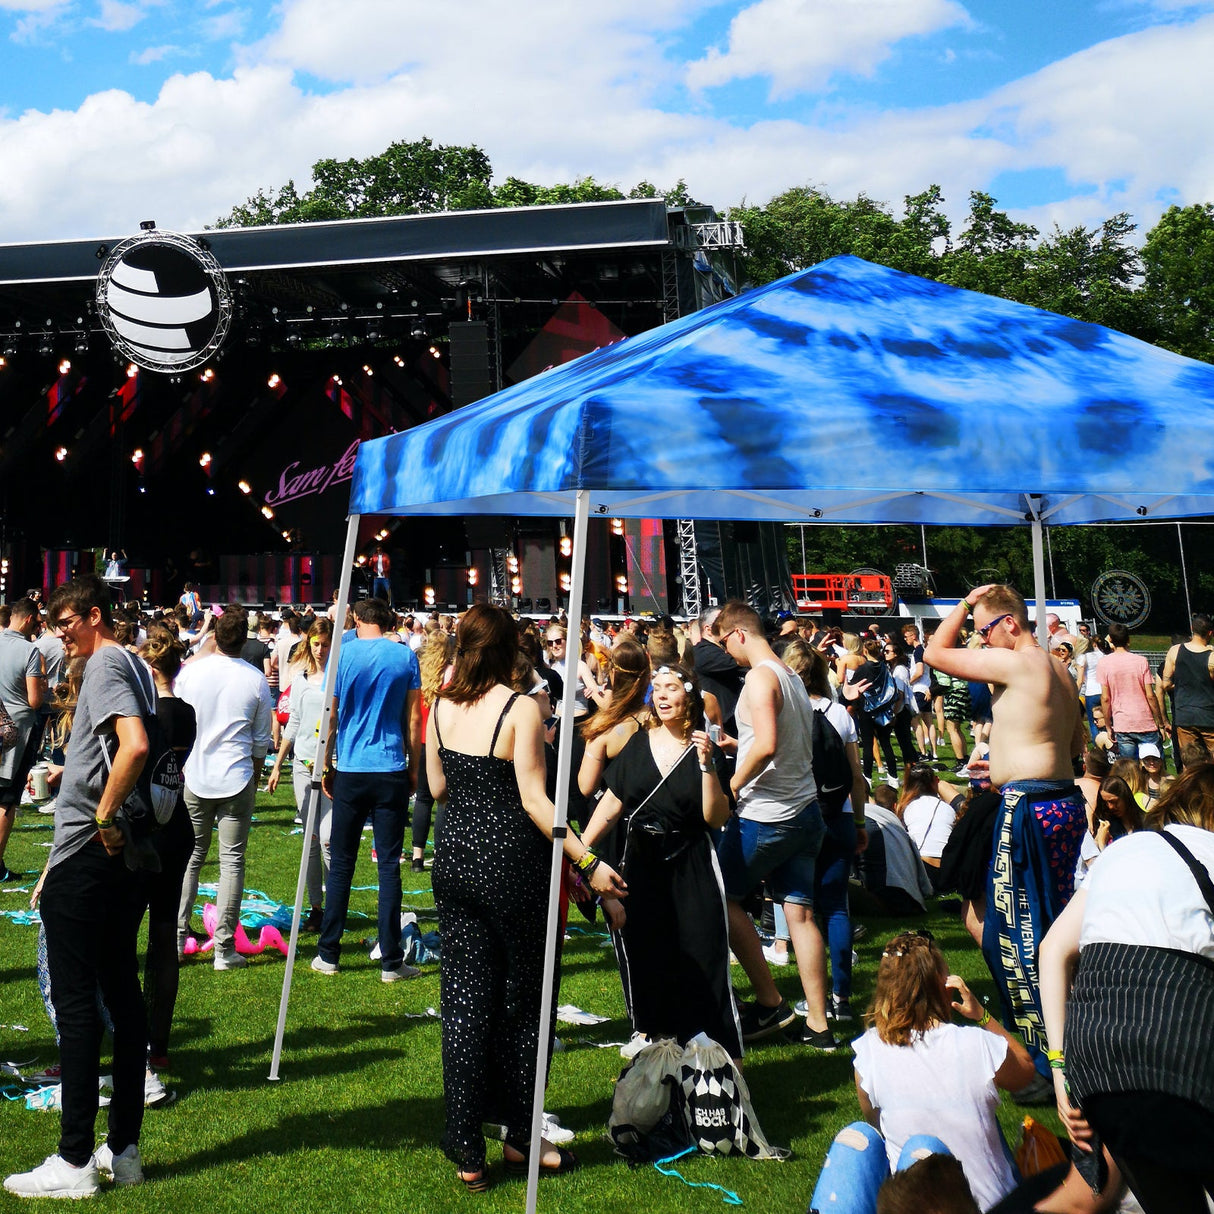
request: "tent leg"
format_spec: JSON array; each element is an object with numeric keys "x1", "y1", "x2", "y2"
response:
[
  {"x1": 525, "y1": 490, "x2": 589, "y2": 1214},
  {"x1": 1030, "y1": 505, "x2": 1048, "y2": 650},
  {"x1": 269, "y1": 511, "x2": 361, "y2": 1081}
]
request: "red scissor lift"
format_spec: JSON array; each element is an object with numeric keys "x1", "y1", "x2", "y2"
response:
[{"x1": 792, "y1": 572, "x2": 896, "y2": 615}]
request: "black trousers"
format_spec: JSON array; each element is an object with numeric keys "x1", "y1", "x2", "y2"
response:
[{"x1": 41, "y1": 840, "x2": 147, "y2": 1165}]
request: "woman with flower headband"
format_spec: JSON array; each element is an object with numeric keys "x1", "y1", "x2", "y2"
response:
[
  {"x1": 581, "y1": 662, "x2": 740, "y2": 1057},
  {"x1": 810, "y1": 929, "x2": 1036, "y2": 1213}
]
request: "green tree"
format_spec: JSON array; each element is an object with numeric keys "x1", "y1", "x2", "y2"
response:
[
  {"x1": 1141, "y1": 202, "x2": 1214, "y2": 363},
  {"x1": 216, "y1": 138, "x2": 495, "y2": 226},
  {"x1": 1025, "y1": 213, "x2": 1151, "y2": 338},
  {"x1": 938, "y1": 191, "x2": 1037, "y2": 300}
]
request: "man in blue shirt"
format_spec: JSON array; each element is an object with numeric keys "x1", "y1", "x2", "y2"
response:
[{"x1": 313, "y1": 597, "x2": 421, "y2": 980}]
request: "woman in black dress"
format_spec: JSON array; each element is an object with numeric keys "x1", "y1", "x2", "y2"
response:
[
  {"x1": 582, "y1": 664, "x2": 740, "y2": 1058},
  {"x1": 426, "y1": 605, "x2": 625, "y2": 1192}
]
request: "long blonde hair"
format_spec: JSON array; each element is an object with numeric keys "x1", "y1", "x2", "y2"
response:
[{"x1": 419, "y1": 630, "x2": 455, "y2": 707}]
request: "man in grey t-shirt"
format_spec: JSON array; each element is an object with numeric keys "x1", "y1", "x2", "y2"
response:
[
  {"x1": 0, "y1": 596, "x2": 45, "y2": 882},
  {"x1": 4, "y1": 576, "x2": 150, "y2": 1199}
]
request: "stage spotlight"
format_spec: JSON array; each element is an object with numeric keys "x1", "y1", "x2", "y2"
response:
[
  {"x1": 126, "y1": 363, "x2": 138, "y2": 379},
  {"x1": 131, "y1": 448, "x2": 144, "y2": 465},
  {"x1": 0, "y1": 357, "x2": 6, "y2": 369},
  {"x1": 206, "y1": 487, "x2": 215, "y2": 496},
  {"x1": 362, "y1": 364, "x2": 373, "y2": 376},
  {"x1": 429, "y1": 345, "x2": 441, "y2": 359},
  {"x1": 261, "y1": 505, "x2": 274, "y2": 520},
  {"x1": 58, "y1": 359, "x2": 71, "y2": 376},
  {"x1": 74, "y1": 335, "x2": 88, "y2": 353},
  {"x1": 238, "y1": 480, "x2": 251, "y2": 494},
  {"x1": 54, "y1": 447, "x2": 68, "y2": 462},
  {"x1": 410, "y1": 322, "x2": 427, "y2": 340},
  {"x1": 199, "y1": 367, "x2": 215, "y2": 383},
  {"x1": 199, "y1": 452, "x2": 212, "y2": 468},
  {"x1": 267, "y1": 373, "x2": 281, "y2": 389}
]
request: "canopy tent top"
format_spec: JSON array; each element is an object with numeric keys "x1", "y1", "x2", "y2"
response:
[{"x1": 350, "y1": 255, "x2": 1214, "y2": 525}]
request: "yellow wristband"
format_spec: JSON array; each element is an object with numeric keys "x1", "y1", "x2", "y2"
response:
[
  {"x1": 959, "y1": 598, "x2": 972, "y2": 614},
  {"x1": 978, "y1": 1009, "x2": 991, "y2": 1027}
]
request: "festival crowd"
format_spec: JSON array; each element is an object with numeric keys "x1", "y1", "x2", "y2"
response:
[{"x1": 0, "y1": 576, "x2": 1211, "y2": 1211}]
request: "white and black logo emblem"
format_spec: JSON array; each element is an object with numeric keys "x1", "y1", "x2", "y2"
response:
[{"x1": 96, "y1": 229, "x2": 232, "y2": 372}]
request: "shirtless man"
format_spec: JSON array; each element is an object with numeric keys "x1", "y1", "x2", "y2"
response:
[{"x1": 925, "y1": 584, "x2": 1087, "y2": 1080}]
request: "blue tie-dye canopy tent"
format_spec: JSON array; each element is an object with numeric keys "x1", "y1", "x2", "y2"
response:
[
  {"x1": 277, "y1": 258, "x2": 1214, "y2": 1210},
  {"x1": 348, "y1": 253, "x2": 1214, "y2": 527}
]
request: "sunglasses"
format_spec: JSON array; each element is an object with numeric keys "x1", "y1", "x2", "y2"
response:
[{"x1": 978, "y1": 613, "x2": 1012, "y2": 639}]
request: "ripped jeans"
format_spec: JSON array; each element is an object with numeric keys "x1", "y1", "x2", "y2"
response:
[{"x1": 808, "y1": 1122, "x2": 952, "y2": 1214}]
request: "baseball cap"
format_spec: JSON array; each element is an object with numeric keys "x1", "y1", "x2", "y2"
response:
[{"x1": 1138, "y1": 742, "x2": 1162, "y2": 760}]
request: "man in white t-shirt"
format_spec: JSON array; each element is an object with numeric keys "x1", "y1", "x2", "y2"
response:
[{"x1": 175, "y1": 607, "x2": 274, "y2": 970}]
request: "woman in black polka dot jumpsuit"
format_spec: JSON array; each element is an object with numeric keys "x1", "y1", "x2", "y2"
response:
[{"x1": 427, "y1": 605, "x2": 625, "y2": 1192}]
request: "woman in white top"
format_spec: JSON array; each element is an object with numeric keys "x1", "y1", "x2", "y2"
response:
[
  {"x1": 1075, "y1": 636, "x2": 1104, "y2": 741},
  {"x1": 1041, "y1": 763, "x2": 1214, "y2": 1214},
  {"x1": 895, "y1": 764, "x2": 957, "y2": 887},
  {"x1": 808, "y1": 929, "x2": 1035, "y2": 1213}
]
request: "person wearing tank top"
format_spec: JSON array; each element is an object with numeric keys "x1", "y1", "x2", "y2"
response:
[
  {"x1": 711, "y1": 601, "x2": 840, "y2": 1051},
  {"x1": 1158, "y1": 614, "x2": 1214, "y2": 765}
]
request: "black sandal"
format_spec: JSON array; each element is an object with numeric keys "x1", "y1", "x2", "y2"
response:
[
  {"x1": 503, "y1": 1145, "x2": 578, "y2": 1177},
  {"x1": 457, "y1": 1168, "x2": 490, "y2": 1193}
]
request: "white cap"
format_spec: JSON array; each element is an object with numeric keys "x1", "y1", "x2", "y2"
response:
[{"x1": 1138, "y1": 742, "x2": 1162, "y2": 760}]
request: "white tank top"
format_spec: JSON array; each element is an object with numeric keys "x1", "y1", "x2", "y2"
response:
[{"x1": 736, "y1": 659, "x2": 818, "y2": 824}]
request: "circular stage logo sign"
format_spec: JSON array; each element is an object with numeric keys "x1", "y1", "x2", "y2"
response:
[{"x1": 96, "y1": 229, "x2": 233, "y2": 372}]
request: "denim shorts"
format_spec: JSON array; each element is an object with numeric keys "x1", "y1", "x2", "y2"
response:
[{"x1": 716, "y1": 800, "x2": 826, "y2": 907}]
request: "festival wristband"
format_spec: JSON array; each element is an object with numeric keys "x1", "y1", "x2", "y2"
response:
[
  {"x1": 1046, "y1": 1049, "x2": 1065, "y2": 1069},
  {"x1": 978, "y1": 1009, "x2": 991, "y2": 1027},
  {"x1": 959, "y1": 598, "x2": 972, "y2": 614},
  {"x1": 94, "y1": 816, "x2": 118, "y2": 831},
  {"x1": 575, "y1": 848, "x2": 599, "y2": 872}
]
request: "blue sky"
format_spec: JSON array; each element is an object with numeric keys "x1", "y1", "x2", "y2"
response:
[{"x1": 1, "y1": 0, "x2": 1212, "y2": 242}]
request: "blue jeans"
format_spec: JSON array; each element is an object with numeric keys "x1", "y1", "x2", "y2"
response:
[
  {"x1": 371, "y1": 577, "x2": 391, "y2": 603},
  {"x1": 808, "y1": 1122, "x2": 952, "y2": 1214},
  {"x1": 1115, "y1": 728, "x2": 1161, "y2": 759},
  {"x1": 717, "y1": 800, "x2": 825, "y2": 907},
  {"x1": 318, "y1": 770, "x2": 409, "y2": 970},
  {"x1": 814, "y1": 815, "x2": 857, "y2": 1000}
]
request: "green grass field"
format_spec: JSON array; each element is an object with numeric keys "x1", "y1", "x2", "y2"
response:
[{"x1": 0, "y1": 773, "x2": 1060, "y2": 1213}]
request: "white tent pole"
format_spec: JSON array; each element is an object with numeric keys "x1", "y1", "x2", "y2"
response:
[
  {"x1": 1178, "y1": 522, "x2": 1193, "y2": 625},
  {"x1": 269, "y1": 511, "x2": 362, "y2": 1080},
  {"x1": 1029, "y1": 499, "x2": 1048, "y2": 650},
  {"x1": 525, "y1": 488, "x2": 589, "y2": 1214}
]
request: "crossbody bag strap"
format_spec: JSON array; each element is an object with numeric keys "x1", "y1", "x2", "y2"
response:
[{"x1": 1157, "y1": 829, "x2": 1214, "y2": 916}]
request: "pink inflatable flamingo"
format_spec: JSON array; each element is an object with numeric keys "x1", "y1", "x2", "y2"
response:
[{"x1": 182, "y1": 903, "x2": 288, "y2": 956}]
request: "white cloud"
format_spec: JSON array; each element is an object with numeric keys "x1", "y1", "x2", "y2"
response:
[
  {"x1": 0, "y1": 1, "x2": 1211, "y2": 247},
  {"x1": 129, "y1": 41, "x2": 177, "y2": 64},
  {"x1": 685, "y1": 0, "x2": 971, "y2": 96},
  {"x1": 90, "y1": 0, "x2": 144, "y2": 31},
  {"x1": 199, "y1": 6, "x2": 244, "y2": 40}
]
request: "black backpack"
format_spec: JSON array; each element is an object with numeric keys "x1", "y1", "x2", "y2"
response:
[
  {"x1": 101, "y1": 649, "x2": 183, "y2": 838},
  {"x1": 811, "y1": 706, "x2": 851, "y2": 821}
]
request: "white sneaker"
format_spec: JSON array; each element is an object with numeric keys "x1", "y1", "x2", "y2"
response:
[
  {"x1": 4, "y1": 1153, "x2": 100, "y2": 1198},
  {"x1": 541, "y1": 1112, "x2": 575, "y2": 1144},
  {"x1": 762, "y1": 943, "x2": 792, "y2": 966},
  {"x1": 213, "y1": 951, "x2": 247, "y2": 971},
  {"x1": 619, "y1": 1031, "x2": 650, "y2": 1060},
  {"x1": 94, "y1": 1143, "x2": 143, "y2": 1186},
  {"x1": 144, "y1": 1070, "x2": 175, "y2": 1109},
  {"x1": 381, "y1": 962, "x2": 421, "y2": 983},
  {"x1": 310, "y1": 955, "x2": 339, "y2": 974}
]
